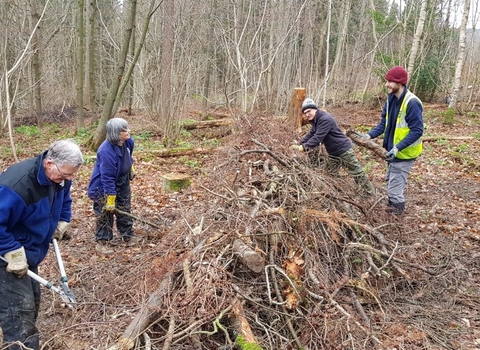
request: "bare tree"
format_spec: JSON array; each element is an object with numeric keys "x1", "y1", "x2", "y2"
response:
[
  {"x1": 77, "y1": 0, "x2": 86, "y2": 130},
  {"x1": 449, "y1": 0, "x2": 470, "y2": 109},
  {"x1": 29, "y1": 0, "x2": 43, "y2": 125},
  {"x1": 1, "y1": 0, "x2": 49, "y2": 161},
  {"x1": 91, "y1": 0, "x2": 137, "y2": 149},
  {"x1": 406, "y1": 0, "x2": 428, "y2": 81}
]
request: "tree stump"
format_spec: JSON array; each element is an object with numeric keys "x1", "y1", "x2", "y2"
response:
[
  {"x1": 161, "y1": 173, "x2": 191, "y2": 192},
  {"x1": 287, "y1": 87, "x2": 306, "y2": 133}
]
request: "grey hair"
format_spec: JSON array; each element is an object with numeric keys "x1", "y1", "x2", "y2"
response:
[
  {"x1": 106, "y1": 117, "x2": 129, "y2": 144},
  {"x1": 46, "y1": 139, "x2": 84, "y2": 167}
]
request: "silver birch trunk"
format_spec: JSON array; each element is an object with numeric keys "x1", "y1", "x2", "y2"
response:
[
  {"x1": 406, "y1": 0, "x2": 428, "y2": 82},
  {"x1": 449, "y1": 0, "x2": 470, "y2": 109}
]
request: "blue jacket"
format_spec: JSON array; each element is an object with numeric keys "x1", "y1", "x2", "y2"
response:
[
  {"x1": 368, "y1": 87, "x2": 423, "y2": 161},
  {"x1": 87, "y1": 138, "x2": 134, "y2": 201},
  {"x1": 301, "y1": 109, "x2": 352, "y2": 156},
  {"x1": 0, "y1": 152, "x2": 73, "y2": 267}
]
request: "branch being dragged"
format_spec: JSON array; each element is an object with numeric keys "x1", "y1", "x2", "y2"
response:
[{"x1": 238, "y1": 139, "x2": 289, "y2": 167}]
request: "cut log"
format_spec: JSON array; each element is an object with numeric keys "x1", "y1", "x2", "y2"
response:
[
  {"x1": 232, "y1": 239, "x2": 265, "y2": 273},
  {"x1": 107, "y1": 271, "x2": 174, "y2": 350},
  {"x1": 230, "y1": 298, "x2": 261, "y2": 349},
  {"x1": 149, "y1": 147, "x2": 216, "y2": 157},
  {"x1": 287, "y1": 87, "x2": 306, "y2": 133},
  {"x1": 422, "y1": 135, "x2": 473, "y2": 141},
  {"x1": 190, "y1": 111, "x2": 231, "y2": 119},
  {"x1": 162, "y1": 173, "x2": 191, "y2": 192},
  {"x1": 346, "y1": 130, "x2": 386, "y2": 159},
  {"x1": 181, "y1": 118, "x2": 233, "y2": 130}
]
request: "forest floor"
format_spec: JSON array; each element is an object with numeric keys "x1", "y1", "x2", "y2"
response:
[{"x1": 1, "y1": 103, "x2": 480, "y2": 350}]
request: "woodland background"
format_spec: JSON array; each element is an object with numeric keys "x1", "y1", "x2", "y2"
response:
[
  {"x1": 1, "y1": 0, "x2": 480, "y2": 144},
  {"x1": 1, "y1": 1, "x2": 480, "y2": 350}
]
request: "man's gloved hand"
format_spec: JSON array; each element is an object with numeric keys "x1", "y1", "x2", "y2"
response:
[
  {"x1": 129, "y1": 165, "x2": 135, "y2": 181},
  {"x1": 289, "y1": 144, "x2": 304, "y2": 152},
  {"x1": 53, "y1": 220, "x2": 69, "y2": 241},
  {"x1": 4, "y1": 247, "x2": 29, "y2": 277},
  {"x1": 359, "y1": 133, "x2": 371, "y2": 140},
  {"x1": 385, "y1": 146, "x2": 399, "y2": 161},
  {"x1": 104, "y1": 195, "x2": 116, "y2": 212}
]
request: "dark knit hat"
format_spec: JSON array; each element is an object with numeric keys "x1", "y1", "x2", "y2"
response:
[
  {"x1": 302, "y1": 98, "x2": 318, "y2": 113},
  {"x1": 385, "y1": 66, "x2": 408, "y2": 85}
]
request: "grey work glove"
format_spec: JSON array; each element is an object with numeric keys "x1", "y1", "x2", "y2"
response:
[
  {"x1": 385, "y1": 146, "x2": 399, "y2": 161},
  {"x1": 4, "y1": 246, "x2": 29, "y2": 277},
  {"x1": 53, "y1": 220, "x2": 69, "y2": 241},
  {"x1": 359, "y1": 133, "x2": 371, "y2": 140}
]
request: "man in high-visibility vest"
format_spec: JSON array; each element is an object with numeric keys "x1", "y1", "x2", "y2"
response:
[{"x1": 361, "y1": 66, "x2": 424, "y2": 215}]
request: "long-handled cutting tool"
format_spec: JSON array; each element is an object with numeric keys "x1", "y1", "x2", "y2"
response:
[
  {"x1": 52, "y1": 238, "x2": 76, "y2": 305},
  {"x1": 0, "y1": 254, "x2": 75, "y2": 308}
]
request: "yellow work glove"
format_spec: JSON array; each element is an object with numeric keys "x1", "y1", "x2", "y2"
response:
[
  {"x1": 104, "y1": 195, "x2": 116, "y2": 212},
  {"x1": 289, "y1": 144, "x2": 304, "y2": 152},
  {"x1": 129, "y1": 165, "x2": 135, "y2": 181},
  {"x1": 4, "y1": 247, "x2": 29, "y2": 277},
  {"x1": 53, "y1": 220, "x2": 69, "y2": 241}
]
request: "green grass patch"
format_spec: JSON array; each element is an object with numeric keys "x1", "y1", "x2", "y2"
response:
[
  {"x1": 441, "y1": 108, "x2": 456, "y2": 125},
  {"x1": 16, "y1": 125, "x2": 41, "y2": 137},
  {"x1": 134, "y1": 131, "x2": 154, "y2": 141},
  {"x1": 178, "y1": 156, "x2": 201, "y2": 170}
]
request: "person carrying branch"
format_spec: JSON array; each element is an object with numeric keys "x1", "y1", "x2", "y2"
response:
[
  {"x1": 88, "y1": 117, "x2": 139, "y2": 254},
  {"x1": 0, "y1": 139, "x2": 84, "y2": 349},
  {"x1": 290, "y1": 98, "x2": 374, "y2": 196},
  {"x1": 360, "y1": 66, "x2": 424, "y2": 215}
]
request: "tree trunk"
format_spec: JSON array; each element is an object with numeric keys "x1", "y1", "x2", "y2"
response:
[
  {"x1": 158, "y1": 0, "x2": 177, "y2": 144},
  {"x1": 449, "y1": 0, "x2": 470, "y2": 109},
  {"x1": 86, "y1": 0, "x2": 98, "y2": 117},
  {"x1": 76, "y1": 0, "x2": 85, "y2": 130},
  {"x1": 29, "y1": 0, "x2": 43, "y2": 126},
  {"x1": 322, "y1": 0, "x2": 332, "y2": 107},
  {"x1": 126, "y1": 17, "x2": 136, "y2": 116},
  {"x1": 111, "y1": 0, "x2": 160, "y2": 125},
  {"x1": 406, "y1": 0, "x2": 427, "y2": 81},
  {"x1": 91, "y1": 0, "x2": 137, "y2": 149}
]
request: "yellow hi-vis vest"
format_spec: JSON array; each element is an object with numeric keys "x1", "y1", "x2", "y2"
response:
[{"x1": 385, "y1": 91, "x2": 423, "y2": 160}]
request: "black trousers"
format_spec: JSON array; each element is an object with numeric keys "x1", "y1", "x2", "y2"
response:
[
  {"x1": 94, "y1": 174, "x2": 134, "y2": 241},
  {"x1": 0, "y1": 264, "x2": 41, "y2": 350}
]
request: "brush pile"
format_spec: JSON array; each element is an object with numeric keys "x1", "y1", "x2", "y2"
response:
[{"x1": 39, "y1": 114, "x2": 477, "y2": 350}]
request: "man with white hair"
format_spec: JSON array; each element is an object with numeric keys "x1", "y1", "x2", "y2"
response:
[{"x1": 0, "y1": 139, "x2": 84, "y2": 349}]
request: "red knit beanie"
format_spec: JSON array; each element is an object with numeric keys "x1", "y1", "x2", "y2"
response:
[{"x1": 385, "y1": 66, "x2": 408, "y2": 85}]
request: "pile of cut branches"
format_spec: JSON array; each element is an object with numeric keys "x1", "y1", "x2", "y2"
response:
[{"x1": 41, "y1": 114, "x2": 476, "y2": 350}]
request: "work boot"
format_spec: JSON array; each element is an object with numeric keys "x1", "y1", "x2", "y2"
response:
[
  {"x1": 122, "y1": 236, "x2": 141, "y2": 247},
  {"x1": 386, "y1": 201, "x2": 405, "y2": 215},
  {"x1": 95, "y1": 240, "x2": 114, "y2": 255}
]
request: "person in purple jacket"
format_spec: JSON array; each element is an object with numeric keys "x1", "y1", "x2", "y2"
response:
[
  {"x1": 290, "y1": 98, "x2": 374, "y2": 196},
  {"x1": 360, "y1": 66, "x2": 424, "y2": 215},
  {"x1": 0, "y1": 139, "x2": 84, "y2": 350},
  {"x1": 88, "y1": 117, "x2": 139, "y2": 254}
]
